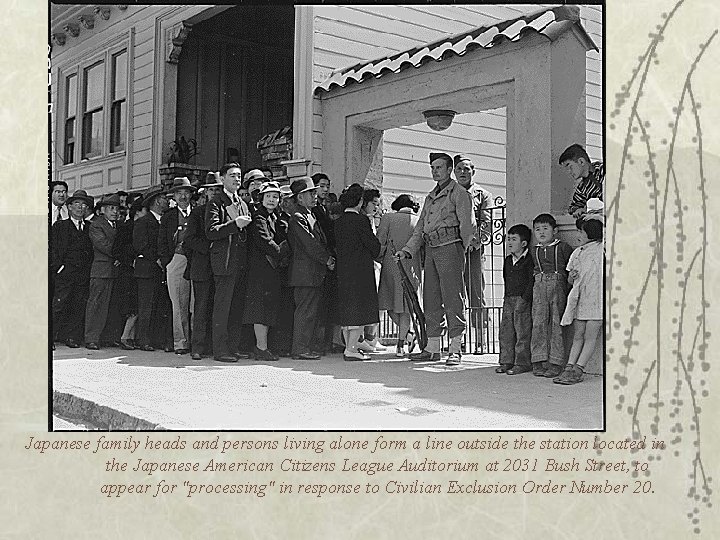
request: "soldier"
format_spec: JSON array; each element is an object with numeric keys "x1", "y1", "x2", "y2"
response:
[
  {"x1": 454, "y1": 154, "x2": 493, "y2": 353},
  {"x1": 395, "y1": 152, "x2": 474, "y2": 365}
]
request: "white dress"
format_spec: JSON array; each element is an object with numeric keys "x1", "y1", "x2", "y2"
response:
[{"x1": 561, "y1": 241, "x2": 604, "y2": 325}]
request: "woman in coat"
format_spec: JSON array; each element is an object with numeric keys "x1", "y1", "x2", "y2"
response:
[
  {"x1": 243, "y1": 181, "x2": 290, "y2": 360},
  {"x1": 376, "y1": 194, "x2": 421, "y2": 356},
  {"x1": 334, "y1": 183, "x2": 382, "y2": 361}
]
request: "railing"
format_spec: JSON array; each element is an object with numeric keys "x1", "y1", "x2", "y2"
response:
[{"x1": 380, "y1": 198, "x2": 507, "y2": 355}]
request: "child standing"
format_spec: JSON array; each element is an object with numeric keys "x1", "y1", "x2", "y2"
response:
[
  {"x1": 555, "y1": 216, "x2": 604, "y2": 384},
  {"x1": 530, "y1": 214, "x2": 574, "y2": 378},
  {"x1": 497, "y1": 224, "x2": 535, "y2": 374}
]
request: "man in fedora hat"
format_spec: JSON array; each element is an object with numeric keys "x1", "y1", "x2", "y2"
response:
[
  {"x1": 51, "y1": 189, "x2": 94, "y2": 348},
  {"x1": 133, "y1": 185, "x2": 170, "y2": 351},
  {"x1": 159, "y1": 177, "x2": 196, "y2": 354},
  {"x1": 184, "y1": 173, "x2": 223, "y2": 360},
  {"x1": 206, "y1": 162, "x2": 253, "y2": 362},
  {"x1": 84, "y1": 194, "x2": 121, "y2": 349},
  {"x1": 287, "y1": 177, "x2": 335, "y2": 360},
  {"x1": 395, "y1": 152, "x2": 474, "y2": 366},
  {"x1": 454, "y1": 154, "x2": 494, "y2": 353}
]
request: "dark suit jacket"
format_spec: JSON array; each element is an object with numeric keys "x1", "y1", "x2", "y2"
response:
[
  {"x1": 158, "y1": 206, "x2": 193, "y2": 267},
  {"x1": 288, "y1": 208, "x2": 330, "y2": 288},
  {"x1": 184, "y1": 203, "x2": 212, "y2": 282},
  {"x1": 89, "y1": 217, "x2": 118, "y2": 279},
  {"x1": 312, "y1": 203, "x2": 335, "y2": 252},
  {"x1": 205, "y1": 191, "x2": 249, "y2": 276},
  {"x1": 113, "y1": 219, "x2": 135, "y2": 275},
  {"x1": 51, "y1": 218, "x2": 93, "y2": 276},
  {"x1": 133, "y1": 212, "x2": 162, "y2": 279}
]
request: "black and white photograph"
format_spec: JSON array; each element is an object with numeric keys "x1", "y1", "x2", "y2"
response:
[{"x1": 49, "y1": 3, "x2": 605, "y2": 431}]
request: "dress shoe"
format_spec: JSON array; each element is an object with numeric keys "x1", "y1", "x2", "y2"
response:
[
  {"x1": 532, "y1": 363, "x2": 548, "y2": 377},
  {"x1": 86, "y1": 342, "x2": 100, "y2": 350},
  {"x1": 139, "y1": 344, "x2": 155, "y2": 352},
  {"x1": 409, "y1": 350, "x2": 441, "y2": 362},
  {"x1": 175, "y1": 348, "x2": 190, "y2": 355},
  {"x1": 543, "y1": 364, "x2": 564, "y2": 378},
  {"x1": 232, "y1": 352, "x2": 251, "y2": 360},
  {"x1": 253, "y1": 347, "x2": 278, "y2": 361},
  {"x1": 446, "y1": 352, "x2": 462, "y2": 366},
  {"x1": 395, "y1": 344, "x2": 405, "y2": 358},
  {"x1": 120, "y1": 341, "x2": 135, "y2": 351},
  {"x1": 495, "y1": 364, "x2": 511, "y2": 374},
  {"x1": 293, "y1": 352, "x2": 321, "y2": 360},
  {"x1": 191, "y1": 353, "x2": 202, "y2": 360},
  {"x1": 343, "y1": 350, "x2": 369, "y2": 361},
  {"x1": 357, "y1": 340, "x2": 376, "y2": 353},
  {"x1": 65, "y1": 339, "x2": 80, "y2": 349},
  {"x1": 507, "y1": 365, "x2": 533, "y2": 375},
  {"x1": 214, "y1": 355, "x2": 238, "y2": 363}
]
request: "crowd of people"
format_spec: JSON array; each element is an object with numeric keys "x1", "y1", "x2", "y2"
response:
[{"x1": 50, "y1": 143, "x2": 603, "y2": 382}]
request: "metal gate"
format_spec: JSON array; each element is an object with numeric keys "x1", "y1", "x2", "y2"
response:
[{"x1": 379, "y1": 197, "x2": 507, "y2": 355}]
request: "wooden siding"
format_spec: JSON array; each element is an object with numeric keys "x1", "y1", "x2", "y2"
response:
[{"x1": 312, "y1": 4, "x2": 603, "y2": 199}]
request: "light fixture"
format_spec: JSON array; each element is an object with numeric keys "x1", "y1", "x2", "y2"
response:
[{"x1": 423, "y1": 109, "x2": 456, "y2": 131}]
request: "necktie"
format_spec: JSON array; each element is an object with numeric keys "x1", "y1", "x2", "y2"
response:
[
  {"x1": 78, "y1": 221, "x2": 83, "y2": 232},
  {"x1": 55, "y1": 207, "x2": 61, "y2": 223}
]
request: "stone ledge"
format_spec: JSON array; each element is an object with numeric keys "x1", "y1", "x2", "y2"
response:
[{"x1": 53, "y1": 391, "x2": 164, "y2": 431}]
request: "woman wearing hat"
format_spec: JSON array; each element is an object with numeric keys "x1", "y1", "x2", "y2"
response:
[{"x1": 242, "y1": 181, "x2": 290, "y2": 360}]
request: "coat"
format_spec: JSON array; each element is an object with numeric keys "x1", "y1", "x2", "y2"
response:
[
  {"x1": 158, "y1": 206, "x2": 191, "y2": 268},
  {"x1": 132, "y1": 212, "x2": 162, "y2": 279},
  {"x1": 243, "y1": 206, "x2": 290, "y2": 326},
  {"x1": 205, "y1": 191, "x2": 249, "y2": 276},
  {"x1": 51, "y1": 218, "x2": 93, "y2": 277},
  {"x1": 376, "y1": 208, "x2": 421, "y2": 313},
  {"x1": 183, "y1": 203, "x2": 212, "y2": 282},
  {"x1": 112, "y1": 218, "x2": 137, "y2": 315},
  {"x1": 287, "y1": 208, "x2": 330, "y2": 288},
  {"x1": 89, "y1": 217, "x2": 119, "y2": 279},
  {"x1": 334, "y1": 210, "x2": 381, "y2": 326},
  {"x1": 312, "y1": 203, "x2": 335, "y2": 252}
]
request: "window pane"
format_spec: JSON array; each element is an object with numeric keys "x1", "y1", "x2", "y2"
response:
[
  {"x1": 110, "y1": 100, "x2": 126, "y2": 153},
  {"x1": 82, "y1": 110, "x2": 103, "y2": 159},
  {"x1": 112, "y1": 50, "x2": 127, "y2": 100},
  {"x1": 65, "y1": 74, "x2": 77, "y2": 118},
  {"x1": 84, "y1": 61, "x2": 104, "y2": 112},
  {"x1": 64, "y1": 118, "x2": 75, "y2": 164}
]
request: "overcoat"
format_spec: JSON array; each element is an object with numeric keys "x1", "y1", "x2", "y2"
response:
[
  {"x1": 287, "y1": 208, "x2": 330, "y2": 288},
  {"x1": 183, "y1": 203, "x2": 212, "y2": 282},
  {"x1": 376, "y1": 208, "x2": 421, "y2": 314},
  {"x1": 334, "y1": 210, "x2": 381, "y2": 326},
  {"x1": 132, "y1": 212, "x2": 161, "y2": 279},
  {"x1": 88, "y1": 217, "x2": 118, "y2": 279}
]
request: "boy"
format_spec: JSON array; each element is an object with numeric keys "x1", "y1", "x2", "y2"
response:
[
  {"x1": 497, "y1": 224, "x2": 534, "y2": 375},
  {"x1": 530, "y1": 214, "x2": 574, "y2": 378}
]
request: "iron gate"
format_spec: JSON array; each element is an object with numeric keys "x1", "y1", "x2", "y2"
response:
[{"x1": 379, "y1": 197, "x2": 507, "y2": 355}]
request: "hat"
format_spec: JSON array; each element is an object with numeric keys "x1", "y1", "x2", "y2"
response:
[
  {"x1": 141, "y1": 185, "x2": 165, "y2": 208},
  {"x1": 259, "y1": 181, "x2": 282, "y2": 196},
  {"x1": 98, "y1": 193, "x2": 121, "y2": 207},
  {"x1": 243, "y1": 169, "x2": 265, "y2": 188},
  {"x1": 202, "y1": 171, "x2": 222, "y2": 188},
  {"x1": 169, "y1": 177, "x2": 196, "y2": 194},
  {"x1": 279, "y1": 185, "x2": 293, "y2": 198},
  {"x1": 453, "y1": 154, "x2": 473, "y2": 168},
  {"x1": 429, "y1": 152, "x2": 452, "y2": 165},
  {"x1": 66, "y1": 189, "x2": 94, "y2": 207},
  {"x1": 290, "y1": 177, "x2": 317, "y2": 196}
]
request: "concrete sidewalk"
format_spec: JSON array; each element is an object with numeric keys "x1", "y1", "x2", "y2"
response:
[{"x1": 52, "y1": 345, "x2": 603, "y2": 431}]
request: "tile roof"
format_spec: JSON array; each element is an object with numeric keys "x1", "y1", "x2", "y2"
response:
[{"x1": 315, "y1": 5, "x2": 598, "y2": 95}]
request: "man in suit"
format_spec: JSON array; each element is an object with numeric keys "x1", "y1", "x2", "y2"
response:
[
  {"x1": 51, "y1": 189, "x2": 94, "y2": 348},
  {"x1": 133, "y1": 186, "x2": 169, "y2": 351},
  {"x1": 84, "y1": 194, "x2": 121, "y2": 350},
  {"x1": 454, "y1": 154, "x2": 494, "y2": 354},
  {"x1": 287, "y1": 177, "x2": 335, "y2": 360},
  {"x1": 310, "y1": 172, "x2": 336, "y2": 353},
  {"x1": 185, "y1": 174, "x2": 223, "y2": 360},
  {"x1": 159, "y1": 177, "x2": 196, "y2": 354},
  {"x1": 51, "y1": 180, "x2": 69, "y2": 225},
  {"x1": 206, "y1": 163, "x2": 252, "y2": 363}
]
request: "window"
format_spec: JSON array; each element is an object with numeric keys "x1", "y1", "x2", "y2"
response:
[
  {"x1": 60, "y1": 43, "x2": 128, "y2": 165},
  {"x1": 81, "y1": 61, "x2": 104, "y2": 159},
  {"x1": 110, "y1": 50, "x2": 127, "y2": 153},
  {"x1": 63, "y1": 74, "x2": 77, "y2": 164}
]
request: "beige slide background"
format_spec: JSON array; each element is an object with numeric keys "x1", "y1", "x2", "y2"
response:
[{"x1": 1, "y1": 0, "x2": 719, "y2": 538}]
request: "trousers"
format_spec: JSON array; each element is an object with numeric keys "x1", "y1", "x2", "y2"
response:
[
  {"x1": 166, "y1": 253, "x2": 191, "y2": 349},
  {"x1": 423, "y1": 242, "x2": 466, "y2": 339},
  {"x1": 499, "y1": 296, "x2": 532, "y2": 367}
]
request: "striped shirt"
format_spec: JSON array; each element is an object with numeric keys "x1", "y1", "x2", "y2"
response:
[{"x1": 568, "y1": 161, "x2": 604, "y2": 215}]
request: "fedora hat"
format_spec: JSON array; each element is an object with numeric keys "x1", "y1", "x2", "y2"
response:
[
  {"x1": 202, "y1": 171, "x2": 223, "y2": 189},
  {"x1": 141, "y1": 185, "x2": 165, "y2": 208},
  {"x1": 98, "y1": 193, "x2": 122, "y2": 207},
  {"x1": 279, "y1": 184, "x2": 293, "y2": 198},
  {"x1": 169, "y1": 177, "x2": 196, "y2": 193},
  {"x1": 66, "y1": 189, "x2": 94, "y2": 207},
  {"x1": 290, "y1": 177, "x2": 317, "y2": 196},
  {"x1": 243, "y1": 169, "x2": 266, "y2": 188}
]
